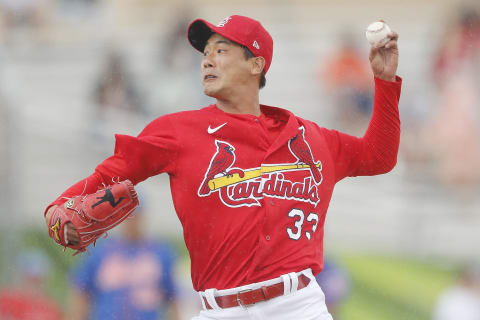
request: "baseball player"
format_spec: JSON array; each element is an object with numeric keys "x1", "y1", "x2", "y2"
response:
[{"x1": 45, "y1": 15, "x2": 401, "y2": 319}]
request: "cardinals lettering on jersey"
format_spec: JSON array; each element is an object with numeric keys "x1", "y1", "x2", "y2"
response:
[{"x1": 198, "y1": 127, "x2": 323, "y2": 208}]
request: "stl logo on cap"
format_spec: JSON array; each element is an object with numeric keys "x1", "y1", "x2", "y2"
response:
[{"x1": 217, "y1": 16, "x2": 231, "y2": 27}]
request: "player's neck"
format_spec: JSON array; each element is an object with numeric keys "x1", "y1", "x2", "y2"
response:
[{"x1": 215, "y1": 91, "x2": 261, "y2": 116}]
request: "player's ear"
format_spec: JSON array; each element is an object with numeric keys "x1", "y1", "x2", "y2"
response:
[{"x1": 250, "y1": 56, "x2": 265, "y2": 76}]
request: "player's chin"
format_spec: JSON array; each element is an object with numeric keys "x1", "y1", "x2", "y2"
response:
[{"x1": 203, "y1": 84, "x2": 219, "y2": 98}]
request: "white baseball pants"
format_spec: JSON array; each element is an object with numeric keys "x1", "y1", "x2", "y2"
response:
[{"x1": 193, "y1": 269, "x2": 333, "y2": 320}]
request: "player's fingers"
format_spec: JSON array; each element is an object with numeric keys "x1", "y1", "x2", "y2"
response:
[
  {"x1": 385, "y1": 38, "x2": 398, "y2": 49},
  {"x1": 66, "y1": 223, "x2": 80, "y2": 245},
  {"x1": 387, "y1": 31, "x2": 399, "y2": 41}
]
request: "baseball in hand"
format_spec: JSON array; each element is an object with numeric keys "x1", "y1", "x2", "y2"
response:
[{"x1": 365, "y1": 21, "x2": 392, "y2": 47}]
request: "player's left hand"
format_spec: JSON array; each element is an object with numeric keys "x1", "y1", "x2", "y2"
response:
[
  {"x1": 46, "y1": 180, "x2": 139, "y2": 254},
  {"x1": 369, "y1": 21, "x2": 399, "y2": 82}
]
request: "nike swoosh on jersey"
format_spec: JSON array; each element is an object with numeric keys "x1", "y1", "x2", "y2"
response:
[{"x1": 207, "y1": 122, "x2": 228, "y2": 134}]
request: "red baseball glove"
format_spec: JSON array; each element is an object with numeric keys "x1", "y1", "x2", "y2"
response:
[{"x1": 47, "y1": 179, "x2": 139, "y2": 253}]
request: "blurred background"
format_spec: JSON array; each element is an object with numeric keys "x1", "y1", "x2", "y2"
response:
[{"x1": 0, "y1": 0, "x2": 479, "y2": 319}]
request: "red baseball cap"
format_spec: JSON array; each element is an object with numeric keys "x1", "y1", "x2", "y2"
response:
[{"x1": 187, "y1": 15, "x2": 274, "y2": 74}]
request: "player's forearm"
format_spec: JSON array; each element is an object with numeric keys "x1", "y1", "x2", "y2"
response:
[
  {"x1": 44, "y1": 149, "x2": 139, "y2": 216},
  {"x1": 44, "y1": 172, "x2": 104, "y2": 216},
  {"x1": 358, "y1": 76, "x2": 402, "y2": 175}
]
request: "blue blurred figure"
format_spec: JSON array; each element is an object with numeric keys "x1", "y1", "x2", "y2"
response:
[
  {"x1": 68, "y1": 208, "x2": 180, "y2": 320},
  {"x1": 315, "y1": 259, "x2": 351, "y2": 318}
]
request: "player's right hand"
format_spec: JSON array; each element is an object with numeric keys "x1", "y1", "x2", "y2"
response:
[
  {"x1": 369, "y1": 19, "x2": 399, "y2": 82},
  {"x1": 45, "y1": 206, "x2": 80, "y2": 245}
]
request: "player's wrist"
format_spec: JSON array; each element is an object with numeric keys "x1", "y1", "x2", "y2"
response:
[{"x1": 375, "y1": 74, "x2": 396, "y2": 82}]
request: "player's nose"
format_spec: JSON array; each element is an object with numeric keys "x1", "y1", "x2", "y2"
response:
[{"x1": 202, "y1": 54, "x2": 215, "y2": 69}]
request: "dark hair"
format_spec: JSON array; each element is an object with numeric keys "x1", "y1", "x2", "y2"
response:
[{"x1": 241, "y1": 46, "x2": 266, "y2": 89}]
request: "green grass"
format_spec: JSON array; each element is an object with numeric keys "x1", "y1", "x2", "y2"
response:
[
  {"x1": 20, "y1": 228, "x2": 77, "y2": 306},
  {"x1": 336, "y1": 253, "x2": 456, "y2": 320},
  {"x1": 0, "y1": 229, "x2": 459, "y2": 317}
]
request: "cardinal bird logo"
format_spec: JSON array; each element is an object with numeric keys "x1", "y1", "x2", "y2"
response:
[
  {"x1": 198, "y1": 140, "x2": 237, "y2": 196},
  {"x1": 288, "y1": 126, "x2": 323, "y2": 184},
  {"x1": 198, "y1": 133, "x2": 323, "y2": 208}
]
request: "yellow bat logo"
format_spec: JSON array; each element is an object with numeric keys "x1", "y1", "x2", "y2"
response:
[
  {"x1": 50, "y1": 218, "x2": 61, "y2": 241},
  {"x1": 208, "y1": 163, "x2": 322, "y2": 191}
]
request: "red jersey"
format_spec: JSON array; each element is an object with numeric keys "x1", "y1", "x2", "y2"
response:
[{"x1": 49, "y1": 76, "x2": 401, "y2": 291}]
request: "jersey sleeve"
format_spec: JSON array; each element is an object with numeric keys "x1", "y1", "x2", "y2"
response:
[
  {"x1": 45, "y1": 115, "x2": 180, "y2": 212},
  {"x1": 325, "y1": 76, "x2": 402, "y2": 182},
  {"x1": 96, "y1": 114, "x2": 180, "y2": 183}
]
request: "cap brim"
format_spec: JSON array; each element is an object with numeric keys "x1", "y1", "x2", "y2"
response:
[{"x1": 187, "y1": 19, "x2": 216, "y2": 53}]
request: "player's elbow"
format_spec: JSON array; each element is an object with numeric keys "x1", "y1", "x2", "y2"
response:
[
  {"x1": 361, "y1": 141, "x2": 399, "y2": 175},
  {"x1": 377, "y1": 151, "x2": 398, "y2": 174},
  {"x1": 382, "y1": 156, "x2": 397, "y2": 174}
]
